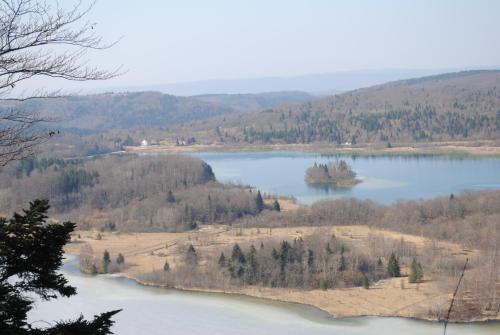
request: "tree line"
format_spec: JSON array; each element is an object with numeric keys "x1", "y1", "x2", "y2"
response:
[{"x1": 0, "y1": 154, "x2": 266, "y2": 232}]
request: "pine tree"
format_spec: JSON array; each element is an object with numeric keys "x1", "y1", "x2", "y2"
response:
[
  {"x1": 362, "y1": 274, "x2": 370, "y2": 289},
  {"x1": 255, "y1": 191, "x2": 264, "y2": 212},
  {"x1": 166, "y1": 190, "x2": 175, "y2": 203},
  {"x1": 186, "y1": 244, "x2": 198, "y2": 266},
  {"x1": 307, "y1": 249, "x2": 315, "y2": 270},
  {"x1": 272, "y1": 248, "x2": 279, "y2": 260},
  {"x1": 246, "y1": 245, "x2": 258, "y2": 283},
  {"x1": 0, "y1": 200, "x2": 120, "y2": 333},
  {"x1": 339, "y1": 254, "x2": 347, "y2": 272},
  {"x1": 408, "y1": 258, "x2": 424, "y2": 283},
  {"x1": 103, "y1": 250, "x2": 111, "y2": 273},
  {"x1": 231, "y1": 244, "x2": 246, "y2": 264},
  {"x1": 116, "y1": 253, "x2": 125, "y2": 265},
  {"x1": 273, "y1": 199, "x2": 281, "y2": 212},
  {"x1": 325, "y1": 242, "x2": 333, "y2": 255},
  {"x1": 163, "y1": 260, "x2": 170, "y2": 272},
  {"x1": 387, "y1": 252, "x2": 401, "y2": 277},
  {"x1": 218, "y1": 252, "x2": 226, "y2": 267}
]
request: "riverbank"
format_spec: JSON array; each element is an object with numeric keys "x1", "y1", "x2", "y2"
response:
[
  {"x1": 126, "y1": 140, "x2": 500, "y2": 157},
  {"x1": 65, "y1": 225, "x2": 496, "y2": 323}
]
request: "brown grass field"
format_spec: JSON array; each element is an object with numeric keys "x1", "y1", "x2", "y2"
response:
[{"x1": 66, "y1": 224, "x2": 482, "y2": 320}]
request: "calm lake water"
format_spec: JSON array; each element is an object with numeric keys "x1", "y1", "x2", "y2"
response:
[
  {"x1": 190, "y1": 151, "x2": 500, "y2": 204},
  {"x1": 29, "y1": 256, "x2": 500, "y2": 335}
]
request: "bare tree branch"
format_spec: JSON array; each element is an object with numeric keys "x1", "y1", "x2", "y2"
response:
[{"x1": 0, "y1": 0, "x2": 120, "y2": 166}]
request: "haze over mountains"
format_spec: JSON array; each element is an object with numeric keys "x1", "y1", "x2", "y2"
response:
[
  {"x1": 94, "y1": 68, "x2": 490, "y2": 96},
  {"x1": 172, "y1": 70, "x2": 500, "y2": 145}
]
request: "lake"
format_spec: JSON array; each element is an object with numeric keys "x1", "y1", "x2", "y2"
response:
[
  {"x1": 190, "y1": 151, "x2": 500, "y2": 204},
  {"x1": 29, "y1": 256, "x2": 500, "y2": 335}
]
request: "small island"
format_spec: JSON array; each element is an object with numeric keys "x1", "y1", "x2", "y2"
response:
[{"x1": 305, "y1": 160, "x2": 361, "y2": 188}]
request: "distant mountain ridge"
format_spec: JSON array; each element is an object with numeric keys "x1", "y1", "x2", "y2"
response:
[{"x1": 172, "y1": 70, "x2": 500, "y2": 144}]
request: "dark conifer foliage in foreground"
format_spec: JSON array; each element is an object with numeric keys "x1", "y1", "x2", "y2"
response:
[{"x1": 0, "y1": 200, "x2": 120, "y2": 334}]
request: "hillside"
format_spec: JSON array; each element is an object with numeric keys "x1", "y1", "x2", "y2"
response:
[
  {"x1": 169, "y1": 70, "x2": 500, "y2": 145},
  {"x1": 3, "y1": 91, "x2": 313, "y2": 134},
  {"x1": 0, "y1": 155, "x2": 264, "y2": 232}
]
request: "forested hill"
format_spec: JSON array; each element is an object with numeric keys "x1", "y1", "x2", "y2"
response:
[
  {"x1": 179, "y1": 70, "x2": 500, "y2": 145},
  {"x1": 2, "y1": 91, "x2": 313, "y2": 134}
]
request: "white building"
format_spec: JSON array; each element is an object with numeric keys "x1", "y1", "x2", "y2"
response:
[{"x1": 140, "y1": 139, "x2": 148, "y2": 147}]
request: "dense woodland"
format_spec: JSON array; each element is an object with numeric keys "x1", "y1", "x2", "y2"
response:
[
  {"x1": 171, "y1": 70, "x2": 500, "y2": 145},
  {"x1": 0, "y1": 91, "x2": 312, "y2": 134},
  {"x1": 0, "y1": 155, "x2": 263, "y2": 231}
]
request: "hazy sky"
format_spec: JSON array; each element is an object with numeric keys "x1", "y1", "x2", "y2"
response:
[{"x1": 38, "y1": 0, "x2": 500, "y2": 90}]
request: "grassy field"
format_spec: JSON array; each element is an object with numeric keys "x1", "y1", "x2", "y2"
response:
[{"x1": 66, "y1": 224, "x2": 481, "y2": 321}]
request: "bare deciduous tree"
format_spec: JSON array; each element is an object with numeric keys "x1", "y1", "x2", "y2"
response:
[{"x1": 0, "y1": 0, "x2": 119, "y2": 166}]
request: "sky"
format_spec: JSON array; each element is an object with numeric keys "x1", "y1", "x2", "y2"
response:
[{"x1": 28, "y1": 0, "x2": 500, "y2": 92}]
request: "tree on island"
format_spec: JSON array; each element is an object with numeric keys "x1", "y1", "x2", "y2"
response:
[{"x1": 305, "y1": 160, "x2": 360, "y2": 187}]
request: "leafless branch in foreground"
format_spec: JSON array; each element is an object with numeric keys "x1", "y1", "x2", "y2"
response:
[{"x1": 0, "y1": 0, "x2": 120, "y2": 166}]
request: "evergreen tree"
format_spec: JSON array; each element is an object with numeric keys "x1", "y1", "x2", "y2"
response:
[
  {"x1": 186, "y1": 244, "x2": 198, "y2": 266},
  {"x1": 338, "y1": 244, "x2": 346, "y2": 272},
  {"x1": 377, "y1": 257, "x2": 383, "y2": 268},
  {"x1": 246, "y1": 245, "x2": 258, "y2": 283},
  {"x1": 229, "y1": 244, "x2": 246, "y2": 278},
  {"x1": 116, "y1": 253, "x2": 125, "y2": 265},
  {"x1": 166, "y1": 190, "x2": 175, "y2": 203},
  {"x1": 218, "y1": 252, "x2": 226, "y2": 267},
  {"x1": 408, "y1": 258, "x2": 424, "y2": 283},
  {"x1": 339, "y1": 254, "x2": 347, "y2": 272},
  {"x1": 0, "y1": 199, "x2": 120, "y2": 334},
  {"x1": 387, "y1": 252, "x2": 401, "y2": 277},
  {"x1": 231, "y1": 244, "x2": 246, "y2": 264},
  {"x1": 255, "y1": 191, "x2": 264, "y2": 212},
  {"x1": 273, "y1": 199, "x2": 281, "y2": 212},
  {"x1": 307, "y1": 249, "x2": 315, "y2": 270},
  {"x1": 103, "y1": 250, "x2": 111, "y2": 273},
  {"x1": 325, "y1": 242, "x2": 333, "y2": 255},
  {"x1": 362, "y1": 274, "x2": 370, "y2": 289},
  {"x1": 163, "y1": 260, "x2": 170, "y2": 272},
  {"x1": 272, "y1": 248, "x2": 279, "y2": 260}
]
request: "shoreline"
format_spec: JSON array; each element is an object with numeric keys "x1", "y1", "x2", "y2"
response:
[
  {"x1": 65, "y1": 226, "x2": 497, "y2": 324},
  {"x1": 125, "y1": 140, "x2": 500, "y2": 158},
  {"x1": 99, "y1": 263, "x2": 500, "y2": 324}
]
